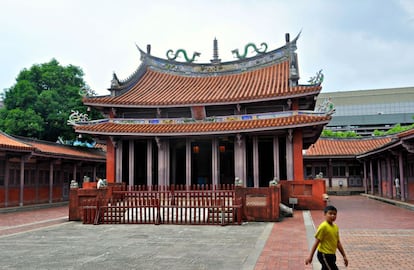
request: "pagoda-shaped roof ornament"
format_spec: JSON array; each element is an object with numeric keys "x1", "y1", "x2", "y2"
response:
[{"x1": 210, "y1": 38, "x2": 221, "y2": 64}]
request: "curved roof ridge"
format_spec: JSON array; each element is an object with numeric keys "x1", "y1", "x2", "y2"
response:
[
  {"x1": 84, "y1": 61, "x2": 321, "y2": 107},
  {"x1": 110, "y1": 33, "x2": 301, "y2": 91}
]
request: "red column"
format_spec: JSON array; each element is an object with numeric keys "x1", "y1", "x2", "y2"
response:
[
  {"x1": 106, "y1": 138, "x2": 116, "y2": 183},
  {"x1": 293, "y1": 129, "x2": 304, "y2": 181}
]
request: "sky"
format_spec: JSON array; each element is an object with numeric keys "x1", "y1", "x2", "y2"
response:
[{"x1": 1, "y1": 0, "x2": 414, "y2": 96}]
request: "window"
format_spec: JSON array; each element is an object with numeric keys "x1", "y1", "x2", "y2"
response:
[
  {"x1": 349, "y1": 165, "x2": 362, "y2": 176},
  {"x1": 333, "y1": 165, "x2": 346, "y2": 177},
  {"x1": 314, "y1": 165, "x2": 327, "y2": 178}
]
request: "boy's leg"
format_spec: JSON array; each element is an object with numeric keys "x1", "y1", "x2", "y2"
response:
[{"x1": 317, "y1": 251, "x2": 339, "y2": 270}]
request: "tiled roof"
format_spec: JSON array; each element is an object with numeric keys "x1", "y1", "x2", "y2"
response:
[
  {"x1": 75, "y1": 114, "x2": 331, "y2": 136},
  {"x1": 26, "y1": 140, "x2": 105, "y2": 160},
  {"x1": 397, "y1": 127, "x2": 414, "y2": 139},
  {"x1": 0, "y1": 132, "x2": 105, "y2": 161},
  {"x1": 84, "y1": 61, "x2": 321, "y2": 107},
  {"x1": 305, "y1": 137, "x2": 393, "y2": 156},
  {"x1": 0, "y1": 132, "x2": 34, "y2": 151}
]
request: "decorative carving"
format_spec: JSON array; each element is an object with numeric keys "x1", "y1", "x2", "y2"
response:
[
  {"x1": 232, "y1": 42, "x2": 268, "y2": 60},
  {"x1": 316, "y1": 97, "x2": 335, "y2": 115},
  {"x1": 166, "y1": 49, "x2": 201, "y2": 63},
  {"x1": 269, "y1": 176, "x2": 279, "y2": 186},
  {"x1": 155, "y1": 137, "x2": 161, "y2": 148},
  {"x1": 111, "y1": 73, "x2": 120, "y2": 88},
  {"x1": 70, "y1": 180, "x2": 79, "y2": 189},
  {"x1": 236, "y1": 134, "x2": 242, "y2": 146},
  {"x1": 67, "y1": 110, "x2": 89, "y2": 126},
  {"x1": 235, "y1": 177, "x2": 243, "y2": 186},
  {"x1": 308, "y1": 69, "x2": 324, "y2": 85},
  {"x1": 288, "y1": 129, "x2": 293, "y2": 142}
]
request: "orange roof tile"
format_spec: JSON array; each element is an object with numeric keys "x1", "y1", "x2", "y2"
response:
[
  {"x1": 75, "y1": 114, "x2": 331, "y2": 136},
  {"x1": 25, "y1": 140, "x2": 106, "y2": 161},
  {"x1": 397, "y1": 127, "x2": 414, "y2": 139},
  {"x1": 0, "y1": 132, "x2": 34, "y2": 151},
  {"x1": 305, "y1": 137, "x2": 393, "y2": 156},
  {"x1": 85, "y1": 61, "x2": 321, "y2": 107}
]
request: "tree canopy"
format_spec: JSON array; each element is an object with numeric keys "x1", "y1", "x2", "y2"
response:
[
  {"x1": 321, "y1": 129, "x2": 361, "y2": 138},
  {"x1": 0, "y1": 59, "x2": 99, "y2": 142}
]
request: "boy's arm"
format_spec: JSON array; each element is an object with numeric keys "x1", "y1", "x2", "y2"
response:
[
  {"x1": 305, "y1": 238, "x2": 320, "y2": 265},
  {"x1": 337, "y1": 240, "x2": 348, "y2": 267}
]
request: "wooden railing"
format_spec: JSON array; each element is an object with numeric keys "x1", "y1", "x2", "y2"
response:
[{"x1": 82, "y1": 186, "x2": 241, "y2": 226}]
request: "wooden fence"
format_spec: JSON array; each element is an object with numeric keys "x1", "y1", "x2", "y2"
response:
[{"x1": 82, "y1": 185, "x2": 241, "y2": 226}]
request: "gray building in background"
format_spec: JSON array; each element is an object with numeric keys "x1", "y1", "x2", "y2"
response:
[{"x1": 317, "y1": 87, "x2": 414, "y2": 136}]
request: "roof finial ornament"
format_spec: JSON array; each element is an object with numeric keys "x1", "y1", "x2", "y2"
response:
[
  {"x1": 308, "y1": 69, "x2": 324, "y2": 85},
  {"x1": 166, "y1": 49, "x2": 201, "y2": 63},
  {"x1": 232, "y1": 42, "x2": 268, "y2": 60},
  {"x1": 111, "y1": 72, "x2": 120, "y2": 88},
  {"x1": 210, "y1": 37, "x2": 221, "y2": 64}
]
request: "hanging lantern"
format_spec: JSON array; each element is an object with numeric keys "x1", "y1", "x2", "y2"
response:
[
  {"x1": 219, "y1": 145, "x2": 226, "y2": 153},
  {"x1": 193, "y1": 145, "x2": 200, "y2": 154}
]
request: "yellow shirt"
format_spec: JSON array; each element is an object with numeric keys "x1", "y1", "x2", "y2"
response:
[{"x1": 315, "y1": 220, "x2": 339, "y2": 254}]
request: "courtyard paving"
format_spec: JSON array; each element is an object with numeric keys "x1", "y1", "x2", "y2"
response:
[{"x1": 0, "y1": 195, "x2": 413, "y2": 270}]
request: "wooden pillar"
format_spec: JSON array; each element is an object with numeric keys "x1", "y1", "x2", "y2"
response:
[
  {"x1": 128, "y1": 140, "x2": 134, "y2": 187},
  {"x1": 19, "y1": 157, "x2": 25, "y2": 206},
  {"x1": 186, "y1": 139, "x2": 191, "y2": 187},
  {"x1": 273, "y1": 136, "x2": 280, "y2": 180},
  {"x1": 116, "y1": 140, "x2": 122, "y2": 183},
  {"x1": 369, "y1": 160, "x2": 374, "y2": 195},
  {"x1": 147, "y1": 139, "x2": 153, "y2": 187},
  {"x1": 286, "y1": 130, "x2": 294, "y2": 181},
  {"x1": 49, "y1": 161, "x2": 54, "y2": 203},
  {"x1": 234, "y1": 134, "x2": 246, "y2": 186},
  {"x1": 212, "y1": 138, "x2": 219, "y2": 186},
  {"x1": 253, "y1": 136, "x2": 259, "y2": 187},
  {"x1": 399, "y1": 153, "x2": 405, "y2": 201},
  {"x1": 363, "y1": 161, "x2": 368, "y2": 194},
  {"x1": 4, "y1": 158, "x2": 9, "y2": 207},
  {"x1": 377, "y1": 160, "x2": 382, "y2": 196},
  {"x1": 157, "y1": 139, "x2": 169, "y2": 186},
  {"x1": 293, "y1": 129, "x2": 304, "y2": 181},
  {"x1": 386, "y1": 157, "x2": 392, "y2": 198}
]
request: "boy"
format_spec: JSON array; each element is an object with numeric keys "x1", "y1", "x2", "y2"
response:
[{"x1": 305, "y1": 205, "x2": 348, "y2": 269}]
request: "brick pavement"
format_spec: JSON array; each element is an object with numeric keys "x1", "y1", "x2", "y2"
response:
[
  {"x1": 0, "y1": 196, "x2": 413, "y2": 269},
  {"x1": 0, "y1": 205, "x2": 68, "y2": 236},
  {"x1": 311, "y1": 196, "x2": 414, "y2": 270}
]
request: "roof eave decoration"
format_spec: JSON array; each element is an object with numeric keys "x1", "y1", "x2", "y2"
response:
[{"x1": 73, "y1": 111, "x2": 331, "y2": 136}]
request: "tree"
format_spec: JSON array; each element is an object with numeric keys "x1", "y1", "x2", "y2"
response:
[
  {"x1": 321, "y1": 129, "x2": 361, "y2": 138},
  {"x1": 0, "y1": 59, "x2": 100, "y2": 142},
  {"x1": 372, "y1": 123, "x2": 414, "y2": 136}
]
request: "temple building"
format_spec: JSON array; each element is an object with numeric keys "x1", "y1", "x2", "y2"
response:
[
  {"x1": 73, "y1": 33, "x2": 331, "y2": 188},
  {"x1": 0, "y1": 132, "x2": 106, "y2": 207}
]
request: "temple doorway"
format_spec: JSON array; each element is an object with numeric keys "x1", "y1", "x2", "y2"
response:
[{"x1": 191, "y1": 140, "x2": 212, "y2": 185}]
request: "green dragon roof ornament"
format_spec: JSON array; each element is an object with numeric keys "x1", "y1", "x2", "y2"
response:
[
  {"x1": 166, "y1": 49, "x2": 201, "y2": 63},
  {"x1": 308, "y1": 69, "x2": 324, "y2": 85},
  {"x1": 231, "y1": 42, "x2": 268, "y2": 60}
]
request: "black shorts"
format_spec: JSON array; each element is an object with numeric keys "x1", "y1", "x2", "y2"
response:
[{"x1": 317, "y1": 251, "x2": 338, "y2": 270}]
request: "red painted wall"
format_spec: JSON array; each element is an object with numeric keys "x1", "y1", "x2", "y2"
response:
[
  {"x1": 293, "y1": 129, "x2": 304, "y2": 181},
  {"x1": 106, "y1": 138, "x2": 116, "y2": 183},
  {"x1": 280, "y1": 180, "x2": 326, "y2": 210},
  {"x1": 0, "y1": 186, "x2": 64, "y2": 207}
]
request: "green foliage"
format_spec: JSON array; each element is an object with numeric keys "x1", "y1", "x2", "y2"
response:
[
  {"x1": 372, "y1": 123, "x2": 414, "y2": 136},
  {"x1": 0, "y1": 59, "x2": 100, "y2": 142},
  {"x1": 321, "y1": 129, "x2": 361, "y2": 138}
]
